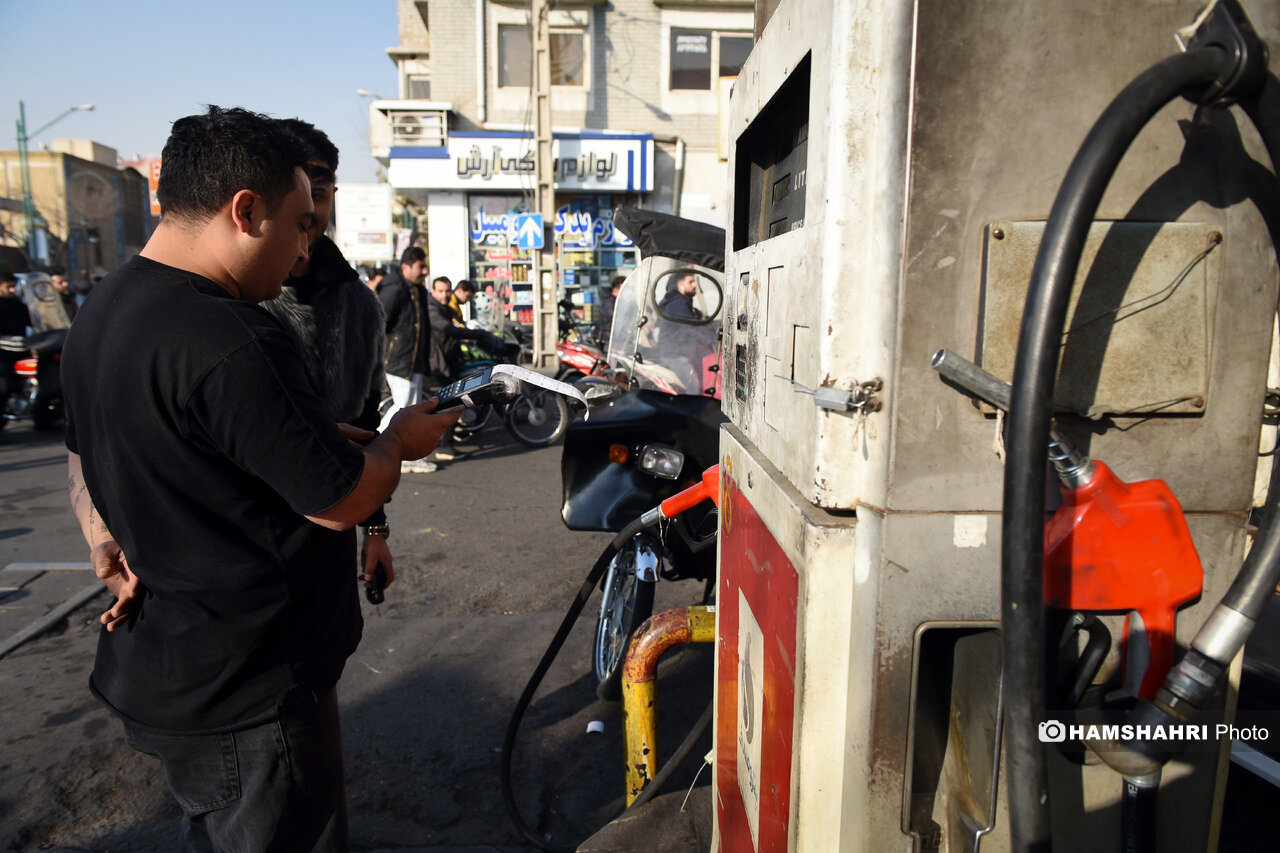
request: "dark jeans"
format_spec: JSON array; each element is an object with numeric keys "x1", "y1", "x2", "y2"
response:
[{"x1": 123, "y1": 687, "x2": 349, "y2": 853}]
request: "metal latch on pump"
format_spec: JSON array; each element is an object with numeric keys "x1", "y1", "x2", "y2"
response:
[{"x1": 787, "y1": 377, "x2": 883, "y2": 413}]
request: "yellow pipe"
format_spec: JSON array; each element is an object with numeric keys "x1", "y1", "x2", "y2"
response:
[{"x1": 621, "y1": 605, "x2": 716, "y2": 805}]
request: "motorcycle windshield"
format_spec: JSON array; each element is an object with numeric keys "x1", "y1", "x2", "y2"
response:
[
  {"x1": 18, "y1": 273, "x2": 70, "y2": 332},
  {"x1": 607, "y1": 255, "x2": 723, "y2": 397}
]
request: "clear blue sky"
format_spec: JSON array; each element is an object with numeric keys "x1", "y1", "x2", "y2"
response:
[{"x1": 0, "y1": 0, "x2": 400, "y2": 185}]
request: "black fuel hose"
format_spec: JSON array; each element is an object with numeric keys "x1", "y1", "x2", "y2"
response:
[
  {"x1": 501, "y1": 516, "x2": 643, "y2": 853},
  {"x1": 500, "y1": 513, "x2": 714, "y2": 851},
  {"x1": 1001, "y1": 46, "x2": 1232, "y2": 851}
]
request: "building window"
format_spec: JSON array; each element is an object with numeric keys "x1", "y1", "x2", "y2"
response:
[
  {"x1": 407, "y1": 75, "x2": 431, "y2": 99},
  {"x1": 498, "y1": 24, "x2": 585, "y2": 88},
  {"x1": 670, "y1": 29, "x2": 751, "y2": 91}
]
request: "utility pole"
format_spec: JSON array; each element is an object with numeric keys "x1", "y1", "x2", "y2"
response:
[
  {"x1": 15, "y1": 100, "x2": 94, "y2": 263},
  {"x1": 530, "y1": 0, "x2": 557, "y2": 368}
]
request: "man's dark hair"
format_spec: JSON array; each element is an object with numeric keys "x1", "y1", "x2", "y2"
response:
[
  {"x1": 432, "y1": 276, "x2": 452, "y2": 288},
  {"x1": 0, "y1": 271, "x2": 16, "y2": 285},
  {"x1": 668, "y1": 269, "x2": 697, "y2": 293},
  {"x1": 156, "y1": 106, "x2": 307, "y2": 224},
  {"x1": 400, "y1": 246, "x2": 426, "y2": 267},
  {"x1": 454, "y1": 280, "x2": 476, "y2": 294},
  {"x1": 50, "y1": 266, "x2": 66, "y2": 277},
  {"x1": 277, "y1": 118, "x2": 339, "y2": 171}
]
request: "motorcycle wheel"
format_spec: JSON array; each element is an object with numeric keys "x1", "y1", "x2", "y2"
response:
[
  {"x1": 594, "y1": 535, "x2": 658, "y2": 701},
  {"x1": 504, "y1": 388, "x2": 570, "y2": 447}
]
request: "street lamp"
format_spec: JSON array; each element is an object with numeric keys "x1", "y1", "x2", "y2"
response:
[
  {"x1": 356, "y1": 89, "x2": 383, "y2": 99},
  {"x1": 16, "y1": 101, "x2": 94, "y2": 261}
]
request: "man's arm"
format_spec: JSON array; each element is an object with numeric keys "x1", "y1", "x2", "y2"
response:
[
  {"x1": 68, "y1": 451, "x2": 140, "y2": 631},
  {"x1": 68, "y1": 451, "x2": 112, "y2": 549},
  {"x1": 305, "y1": 399, "x2": 459, "y2": 530},
  {"x1": 378, "y1": 283, "x2": 404, "y2": 330}
]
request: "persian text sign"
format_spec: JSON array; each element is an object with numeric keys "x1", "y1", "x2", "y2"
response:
[{"x1": 388, "y1": 133, "x2": 653, "y2": 193}]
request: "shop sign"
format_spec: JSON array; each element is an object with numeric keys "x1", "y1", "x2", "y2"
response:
[
  {"x1": 390, "y1": 133, "x2": 653, "y2": 193},
  {"x1": 469, "y1": 204, "x2": 635, "y2": 249}
]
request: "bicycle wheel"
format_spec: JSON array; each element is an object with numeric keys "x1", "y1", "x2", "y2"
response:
[{"x1": 503, "y1": 387, "x2": 570, "y2": 446}]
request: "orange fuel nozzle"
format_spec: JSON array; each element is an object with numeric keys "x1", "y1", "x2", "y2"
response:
[
  {"x1": 659, "y1": 465, "x2": 720, "y2": 519},
  {"x1": 1043, "y1": 460, "x2": 1203, "y2": 700}
]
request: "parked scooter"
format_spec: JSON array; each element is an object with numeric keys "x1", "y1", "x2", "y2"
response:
[{"x1": 560, "y1": 207, "x2": 728, "y2": 699}]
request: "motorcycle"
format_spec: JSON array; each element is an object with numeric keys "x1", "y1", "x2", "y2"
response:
[
  {"x1": 560, "y1": 207, "x2": 728, "y2": 699},
  {"x1": 3, "y1": 273, "x2": 68, "y2": 430}
]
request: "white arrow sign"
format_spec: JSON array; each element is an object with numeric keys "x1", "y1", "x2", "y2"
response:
[{"x1": 514, "y1": 213, "x2": 544, "y2": 249}]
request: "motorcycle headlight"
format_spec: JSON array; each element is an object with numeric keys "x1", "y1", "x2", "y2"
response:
[{"x1": 638, "y1": 444, "x2": 684, "y2": 480}]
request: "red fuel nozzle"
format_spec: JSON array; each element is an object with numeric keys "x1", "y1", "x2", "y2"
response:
[
  {"x1": 1043, "y1": 460, "x2": 1203, "y2": 699},
  {"x1": 659, "y1": 465, "x2": 721, "y2": 519},
  {"x1": 930, "y1": 349, "x2": 1204, "y2": 700}
]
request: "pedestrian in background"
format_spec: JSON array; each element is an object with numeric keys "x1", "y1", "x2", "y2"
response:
[
  {"x1": 367, "y1": 265, "x2": 386, "y2": 292},
  {"x1": 448, "y1": 278, "x2": 476, "y2": 326},
  {"x1": 50, "y1": 268, "x2": 78, "y2": 323},
  {"x1": 0, "y1": 271, "x2": 32, "y2": 440},
  {"x1": 377, "y1": 246, "x2": 436, "y2": 472},
  {"x1": 598, "y1": 274, "x2": 625, "y2": 349}
]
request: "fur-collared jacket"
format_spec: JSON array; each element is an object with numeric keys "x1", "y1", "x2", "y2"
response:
[{"x1": 261, "y1": 235, "x2": 386, "y2": 431}]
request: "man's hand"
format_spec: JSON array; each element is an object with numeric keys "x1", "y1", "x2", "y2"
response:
[
  {"x1": 361, "y1": 532, "x2": 395, "y2": 588},
  {"x1": 338, "y1": 423, "x2": 376, "y2": 446},
  {"x1": 385, "y1": 396, "x2": 460, "y2": 461},
  {"x1": 91, "y1": 539, "x2": 142, "y2": 631}
]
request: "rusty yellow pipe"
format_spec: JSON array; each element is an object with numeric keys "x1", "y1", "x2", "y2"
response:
[{"x1": 621, "y1": 604, "x2": 716, "y2": 805}]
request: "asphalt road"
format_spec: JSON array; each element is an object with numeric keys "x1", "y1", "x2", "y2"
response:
[{"x1": 0, "y1": 418, "x2": 714, "y2": 852}]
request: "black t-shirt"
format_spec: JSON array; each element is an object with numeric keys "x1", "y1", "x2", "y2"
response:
[{"x1": 62, "y1": 256, "x2": 367, "y2": 734}]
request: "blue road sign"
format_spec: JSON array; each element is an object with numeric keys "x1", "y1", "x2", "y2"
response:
[{"x1": 514, "y1": 213, "x2": 544, "y2": 250}]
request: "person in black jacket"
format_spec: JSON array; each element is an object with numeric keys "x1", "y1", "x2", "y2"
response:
[
  {"x1": 260, "y1": 118, "x2": 394, "y2": 592},
  {"x1": 0, "y1": 272, "x2": 32, "y2": 438},
  {"x1": 426, "y1": 276, "x2": 493, "y2": 383},
  {"x1": 377, "y1": 248, "x2": 433, "y2": 470}
]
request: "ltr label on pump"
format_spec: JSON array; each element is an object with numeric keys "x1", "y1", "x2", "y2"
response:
[{"x1": 737, "y1": 589, "x2": 765, "y2": 849}]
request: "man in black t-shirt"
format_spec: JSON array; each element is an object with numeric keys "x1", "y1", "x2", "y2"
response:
[{"x1": 61, "y1": 107, "x2": 458, "y2": 853}]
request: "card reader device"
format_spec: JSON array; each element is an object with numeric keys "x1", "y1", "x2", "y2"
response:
[{"x1": 434, "y1": 363, "x2": 589, "y2": 411}]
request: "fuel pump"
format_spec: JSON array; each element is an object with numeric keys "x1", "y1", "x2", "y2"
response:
[{"x1": 715, "y1": 1, "x2": 1279, "y2": 852}]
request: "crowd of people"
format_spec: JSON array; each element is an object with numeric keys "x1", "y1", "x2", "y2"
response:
[{"x1": 54, "y1": 105, "x2": 508, "y2": 850}]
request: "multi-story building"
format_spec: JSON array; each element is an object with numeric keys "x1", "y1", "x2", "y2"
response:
[
  {"x1": 370, "y1": 0, "x2": 752, "y2": 324},
  {"x1": 0, "y1": 140, "x2": 151, "y2": 276}
]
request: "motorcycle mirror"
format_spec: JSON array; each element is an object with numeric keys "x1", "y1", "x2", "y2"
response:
[{"x1": 652, "y1": 268, "x2": 723, "y2": 325}]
